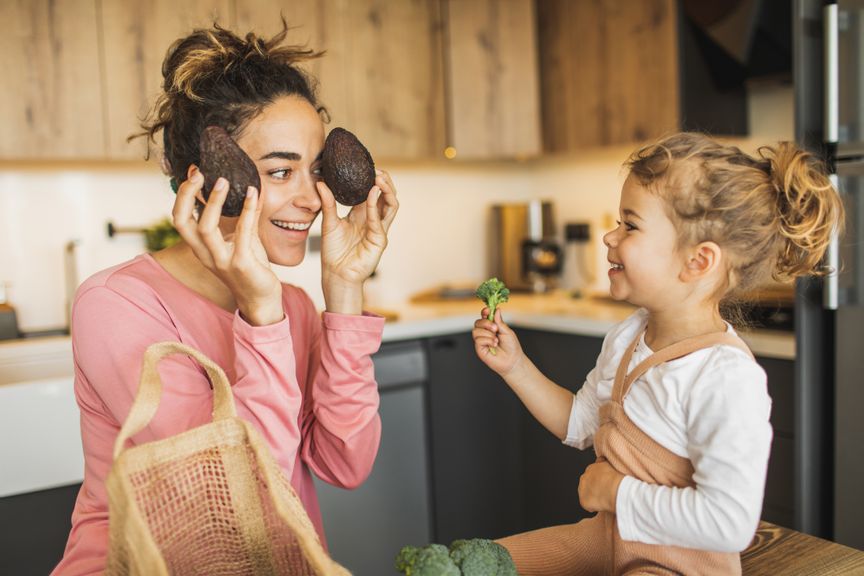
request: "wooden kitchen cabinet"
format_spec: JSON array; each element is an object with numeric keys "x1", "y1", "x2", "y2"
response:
[
  {"x1": 100, "y1": 0, "x2": 233, "y2": 160},
  {"x1": 536, "y1": 0, "x2": 679, "y2": 152},
  {"x1": 237, "y1": 0, "x2": 447, "y2": 161},
  {"x1": 444, "y1": 0, "x2": 542, "y2": 160},
  {"x1": 0, "y1": 0, "x2": 105, "y2": 160}
]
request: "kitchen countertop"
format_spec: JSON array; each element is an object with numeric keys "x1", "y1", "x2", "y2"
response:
[
  {"x1": 379, "y1": 291, "x2": 795, "y2": 360},
  {"x1": 0, "y1": 293, "x2": 794, "y2": 385}
]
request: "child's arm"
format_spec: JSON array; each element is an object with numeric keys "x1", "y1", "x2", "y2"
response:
[
  {"x1": 615, "y1": 356, "x2": 772, "y2": 552},
  {"x1": 473, "y1": 308, "x2": 574, "y2": 440}
]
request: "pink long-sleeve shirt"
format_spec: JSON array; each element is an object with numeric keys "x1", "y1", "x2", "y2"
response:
[{"x1": 52, "y1": 254, "x2": 384, "y2": 576}]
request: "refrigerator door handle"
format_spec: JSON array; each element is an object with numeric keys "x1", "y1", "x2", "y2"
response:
[
  {"x1": 824, "y1": 3, "x2": 840, "y2": 310},
  {"x1": 825, "y1": 175, "x2": 841, "y2": 310}
]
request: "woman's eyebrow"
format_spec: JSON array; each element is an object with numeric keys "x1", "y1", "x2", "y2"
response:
[
  {"x1": 259, "y1": 151, "x2": 301, "y2": 161},
  {"x1": 623, "y1": 208, "x2": 643, "y2": 221}
]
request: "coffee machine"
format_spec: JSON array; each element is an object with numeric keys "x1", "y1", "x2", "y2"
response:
[{"x1": 488, "y1": 200, "x2": 562, "y2": 292}]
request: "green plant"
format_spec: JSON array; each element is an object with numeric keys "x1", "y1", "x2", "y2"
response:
[{"x1": 144, "y1": 218, "x2": 181, "y2": 252}]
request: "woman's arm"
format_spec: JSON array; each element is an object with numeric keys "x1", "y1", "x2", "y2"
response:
[{"x1": 298, "y1": 306, "x2": 385, "y2": 488}]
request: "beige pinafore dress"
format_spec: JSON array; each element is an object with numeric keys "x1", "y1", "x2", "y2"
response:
[{"x1": 498, "y1": 330, "x2": 754, "y2": 576}]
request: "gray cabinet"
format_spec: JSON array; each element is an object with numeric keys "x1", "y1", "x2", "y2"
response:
[
  {"x1": 314, "y1": 341, "x2": 431, "y2": 575},
  {"x1": 424, "y1": 333, "x2": 525, "y2": 543},
  {"x1": 516, "y1": 329, "x2": 603, "y2": 531}
]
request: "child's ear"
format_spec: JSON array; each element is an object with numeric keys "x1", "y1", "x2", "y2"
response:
[{"x1": 681, "y1": 241, "x2": 722, "y2": 282}]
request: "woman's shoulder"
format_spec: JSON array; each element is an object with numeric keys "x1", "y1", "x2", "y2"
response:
[{"x1": 75, "y1": 254, "x2": 162, "y2": 303}]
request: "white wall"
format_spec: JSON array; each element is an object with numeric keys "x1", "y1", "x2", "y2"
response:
[{"x1": 0, "y1": 86, "x2": 794, "y2": 332}]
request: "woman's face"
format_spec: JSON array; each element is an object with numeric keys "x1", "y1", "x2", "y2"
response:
[{"x1": 228, "y1": 95, "x2": 325, "y2": 267}]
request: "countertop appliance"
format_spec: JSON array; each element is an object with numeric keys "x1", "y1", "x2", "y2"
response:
[
  {"x1": 489, "y1": 200, "x2": 561, "y2": 293},
  {"x1": 794, "y1": 0, "x2": 864, "y2": 547}
]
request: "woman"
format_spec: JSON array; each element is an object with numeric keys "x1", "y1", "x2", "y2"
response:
[{"x1": 53, "y1": 22, "x2": 397, "y2": 575}]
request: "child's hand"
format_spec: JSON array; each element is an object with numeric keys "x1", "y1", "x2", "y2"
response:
[
  {"x1": 578, "y1": 460, "x2": 625, "y2": 514},
  {"x1": 472, "y1": 308, "x2": 523, "y2": 376}
]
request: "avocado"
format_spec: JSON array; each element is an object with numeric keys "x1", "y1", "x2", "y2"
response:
[
  {"x1": 198, "y1": 126, "x2": 261, "y2": 217},
  {"x1": 321, "y1": 127, "x2": 376, "y2": 206}
]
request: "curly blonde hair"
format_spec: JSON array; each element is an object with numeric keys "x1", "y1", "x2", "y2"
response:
[
  {"x1": 625, "y1": 132, "x2": 844, "y2": 298},
  {"x1": 132, "y1": 19, "x2": 325, "y2": 187}
]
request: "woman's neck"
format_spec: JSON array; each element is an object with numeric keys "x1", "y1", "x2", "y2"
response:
[
  {"x1": 643, "y1": 301, "x2": 726, "y2": 350},
  {"x1": 151, "y1": 242, "x2": 237, "y2": 313}
]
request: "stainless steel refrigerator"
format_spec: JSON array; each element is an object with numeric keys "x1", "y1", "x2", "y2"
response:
[{"x1": 794, "y1": 0, "x2": 864, "y2": 548}]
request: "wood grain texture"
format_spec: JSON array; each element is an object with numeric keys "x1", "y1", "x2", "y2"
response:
[
  {"x1": 99, "y1": 0, "x2": 232, "y2": 160},
  {"x1": 537, "y1": 0, "x2": 679, "y2": 152},
  {"x1": 233, "y1": 0, "x2": 349, "y2": 141},
  {"x1": 445, "y1": 0, "x2": 542, "y2": 159},
  {"x1": 0, "y1": 0, "x2": 105, "y2": 159},
  {"x1": 742, "y1": 522, "x2": 864, "y2": 575},
  {"x1": 342, "y1": 0, "x2": 446, "y2": 160},
  {"x1": 236, "y1": 0, "x2": 446, "y2": 161}
]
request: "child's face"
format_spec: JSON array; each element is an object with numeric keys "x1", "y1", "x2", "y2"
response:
[
  {"x1": 602, "y1": 175, "x2": 686, "y2": 309},
  {"x1": 226, "y1": 95, "x2": 326, "y2": 267}
]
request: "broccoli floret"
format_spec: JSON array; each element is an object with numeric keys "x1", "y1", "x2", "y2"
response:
[
  {"x1": 475, "y1": 278, "x2": 510, "y2": 321},
  {"x1": 395, "y1": 543, "x2": 460, "y2": 576},
  {"x1": 395, "y1": 539, "x2": 517, "y2": 576},
  {"x1": 395, "y1": 545, "x2": 421, "y2": 573},
  {"x1": 449, "y1": 539, "x2": 518, "y2": 576}
]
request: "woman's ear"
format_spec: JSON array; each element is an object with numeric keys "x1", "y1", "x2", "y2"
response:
[
  {"x1": 681, "y1": 241, "x2": 722, "y2": 283},
  {"x1": 186, "y1": 164, "x2": 208, "y2": 205}
]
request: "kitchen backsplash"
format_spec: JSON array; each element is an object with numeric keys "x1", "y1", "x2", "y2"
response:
[{"x1": 0, "y1": 86, "x2": 793, "y2": 332}]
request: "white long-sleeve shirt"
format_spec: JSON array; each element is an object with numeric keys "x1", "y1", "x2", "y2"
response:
[{"x1": 565, "y1": 308, "x2": 773, "y2": 552}]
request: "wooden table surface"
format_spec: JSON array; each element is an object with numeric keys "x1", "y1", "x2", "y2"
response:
[{"x1": 742, "y1": 522, "x2": 864, "y2": 575}]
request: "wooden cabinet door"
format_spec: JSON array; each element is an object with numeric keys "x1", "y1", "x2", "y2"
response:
[
  {"x1": 233, "y1": 0, "x2": 350, "y2": 146},
  {"x1": 236, "y1": 0, "x2": 446, "y2": 162},
  {"x1": 0, "y1": 0, "x2": 105, "y2": 159},
  {"x1": 537, "y1": 0, "x2": 679, "y2": 152},
  {"x1": 445, "y1": 0, "x2": 542, "y2": 160},
  {"x1": 100, "y1": 0, "x2": 232, "y2": 160}
]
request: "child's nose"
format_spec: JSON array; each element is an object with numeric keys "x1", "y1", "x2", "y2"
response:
[{"x1": 603, "y1": 228, "x2": 617, "y2": 247}]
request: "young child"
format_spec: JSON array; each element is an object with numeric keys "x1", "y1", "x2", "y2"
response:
[{"x1": 472, "y1": 132, "x2": 843, "y2": 575}]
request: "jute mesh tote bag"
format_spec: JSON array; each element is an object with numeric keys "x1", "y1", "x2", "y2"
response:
[{"x1": 105, "y1": 341, "x2": 351, "y2": 576}]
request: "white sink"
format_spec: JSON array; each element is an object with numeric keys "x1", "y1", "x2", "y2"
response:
[
  {"x1": 0, "y1": 376, "x2": 83, "y2": 497},
  {"x1": 0, "y1": 336, "x2": 73, "y2": 386}
]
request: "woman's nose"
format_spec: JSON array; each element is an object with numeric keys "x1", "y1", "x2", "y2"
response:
[{"x1": 295, "y1": 174, "x2": 322, "y2": 212}]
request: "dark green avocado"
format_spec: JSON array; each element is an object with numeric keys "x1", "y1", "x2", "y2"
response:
[
  {"x1": 198, "y1": 126, "x2": 261, "y2": 217},
  {"x1": 321, "y1": 127, "x2": 376, "y2": 206}
]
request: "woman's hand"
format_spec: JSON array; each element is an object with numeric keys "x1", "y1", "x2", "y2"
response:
[
  {"x1": 317, "y1": 168, "x2": 399, "y2": 314},
  {"x1": 172, "y1": 167, "x2": 283, "y2": 326},
  {"x1": 578, "y1": 460, "x2": 625, "y2": 514},
  {"x1": 472, "y1": 309, "x2": 524, "y2": 377}
]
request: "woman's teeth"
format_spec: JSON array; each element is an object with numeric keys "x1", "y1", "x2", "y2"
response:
[
  {"x1": 272, "y1": 220, "x2": 311, "y2": 231},
  {"x1": 611, "y1": 263, "x2": 624, "y2": 270}
]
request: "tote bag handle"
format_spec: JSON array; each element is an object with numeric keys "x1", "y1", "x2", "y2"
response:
[{"x1": 113, "y1": 341, "x2": 236, "y2": 460}]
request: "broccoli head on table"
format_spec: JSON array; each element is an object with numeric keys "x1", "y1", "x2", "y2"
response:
[{"x1": 395, "y1": 538, "x2": 517, "y2": 576}]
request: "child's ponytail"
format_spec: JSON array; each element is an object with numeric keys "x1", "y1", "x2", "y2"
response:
[{"x1": 761, "y1": 143, "x2": 844, "y2": 279}]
